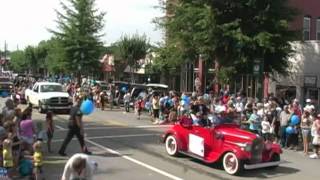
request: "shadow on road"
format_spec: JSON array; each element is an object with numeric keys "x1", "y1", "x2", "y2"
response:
[{"x1": 240, "y1": 166, "x2": 300, "y2": 178}]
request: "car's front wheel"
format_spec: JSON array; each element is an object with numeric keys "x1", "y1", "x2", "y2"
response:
[
  {"x1": 222, "y1": 152, "x2": 243, "y2": 175},
  {"x1": 165, "y1": 135, "x2": 179, "y2": 156}
]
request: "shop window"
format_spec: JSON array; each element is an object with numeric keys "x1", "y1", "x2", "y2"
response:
[
  {"x1": 303, "y1": 16, "x2": 311, "y2": 40},
  {"x1": 307, "y1": 89, "x2": 318, "y2": 101},
  {"x1": 317, "y1": 18, "x2": 320, "y2": 40}
]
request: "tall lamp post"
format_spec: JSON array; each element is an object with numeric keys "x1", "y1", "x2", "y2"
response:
[{"x1": 253, "y1": 58, "x2": 264, "y2": 101}]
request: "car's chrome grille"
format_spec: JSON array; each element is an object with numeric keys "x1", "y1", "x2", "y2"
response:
[{"x1": 250, "y1": 137, "x2": 264, "y2": 163}]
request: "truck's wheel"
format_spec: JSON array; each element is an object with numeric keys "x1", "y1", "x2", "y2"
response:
[
  {"x1": 38, "y1": 102, "x2": 45, "y2": 114},
  {"x1": 165, "y1": 135, "x2": 179, "y2": 156},
  {"x1": 223, "y1": 152, "x2": 243, "y2": 175}
]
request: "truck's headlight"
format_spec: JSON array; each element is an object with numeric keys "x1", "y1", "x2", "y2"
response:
[{"x1": 40, "y1": 99, "x2": 50, "y2": 104}]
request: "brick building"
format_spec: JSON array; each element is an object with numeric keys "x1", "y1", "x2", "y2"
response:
[
  {"x1": 269, "y1": 0, "x2": 320, "y2": 106},
  {"x1": 289, "y1": 0, "x2": 320, "y2": 41}
]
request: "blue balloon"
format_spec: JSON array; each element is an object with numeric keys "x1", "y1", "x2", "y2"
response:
[
  {"x1": 184, "y1": 96, "x2": 190, "y2": 105},
  {"x1": 80, "y1": 99, "x2": 95, "y2": 115},
  {"x1": 121, "y1": 87, "x2": 127, "y2": 93},
  {"x1": 181, "y1": 100, "x2": 186, "y2": 106},
  {"x1": 286, "y1": 126, "x2": 295, "y2": 134},
  {"x1": 290, "y1": 115, "x2": 300, "y2": 126}
]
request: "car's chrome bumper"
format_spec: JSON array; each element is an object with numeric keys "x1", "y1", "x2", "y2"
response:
[
  {"x1": 42, "y1": 105, "x2": 72, "y2": 110},
  {"x1": 244, "y1": 161, "x2": 281, "y2": 170}
]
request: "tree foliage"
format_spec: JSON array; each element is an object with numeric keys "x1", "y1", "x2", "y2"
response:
[
  {"x1": 51, "y1": 0, "x2": 105, "y2": 77},
  {"x1": 9, "y1": 50, "x2": 26, "y2": 73},
  {"x1": 155, "y1": 0, "x2": 298, "y2": 78},
  {"x1": 116, "y1": 34, "x2": 149, "y2": 82}
]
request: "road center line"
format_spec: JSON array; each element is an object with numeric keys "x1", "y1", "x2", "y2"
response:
[
  {"x1": 52, "y1": 133, "x2": 158, "y2": 143},
  {"x1": 55, "y1": 125, "x2": 173, "y2": 131},
  {"x1": 86, "y1": 139, "x2": 184, "y2": 180}
]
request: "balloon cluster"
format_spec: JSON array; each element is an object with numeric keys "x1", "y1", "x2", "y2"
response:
[
  {"x1": 286, "y1": 115, "x2": 300, "y2": 134},
  {"x1": 290, "y1": 115, "x2": 300, "y2": 126},
  {"x1": 80, "y1": 99, "x2": 95, "y2": 115},
  {"x1": 180, "y1": 95, "x2": 190, "y2": 106}
]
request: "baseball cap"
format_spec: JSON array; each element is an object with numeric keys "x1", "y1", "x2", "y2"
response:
[{"x1": 306, "y1": 99, "x2": 311, "y2": 103}]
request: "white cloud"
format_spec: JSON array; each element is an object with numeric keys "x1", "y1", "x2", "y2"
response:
[{"x1": 0, "y1": 0, "x2": 164, "y2": 50}]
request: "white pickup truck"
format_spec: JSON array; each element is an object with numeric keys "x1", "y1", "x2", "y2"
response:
[{"x1": 25, "y1": 82, "x2": 72, "y2": 113}]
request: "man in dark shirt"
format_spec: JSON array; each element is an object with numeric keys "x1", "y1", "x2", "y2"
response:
[{"x1": 58, "y1": 97, "x2": 91, "y2": 156}]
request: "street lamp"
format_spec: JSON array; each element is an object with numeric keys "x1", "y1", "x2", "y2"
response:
[{"x1": 253, "y1": 58, "x2": 264, "y2": 100}]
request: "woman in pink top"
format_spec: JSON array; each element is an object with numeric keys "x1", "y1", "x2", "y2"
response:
[{"x1": 20, "y1": 108, "x2": 35, "y2": 153}]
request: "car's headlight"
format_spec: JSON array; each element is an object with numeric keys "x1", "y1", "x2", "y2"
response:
[{"x1": 235, "y1": 142, "x2": 252, "y2": 152}]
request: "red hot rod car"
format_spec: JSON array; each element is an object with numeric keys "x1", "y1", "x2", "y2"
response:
[{"x1": 160, "y1": 116, "x2": 282, "y2": 175}]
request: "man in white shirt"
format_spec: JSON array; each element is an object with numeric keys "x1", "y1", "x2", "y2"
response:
[
  {"x1": 61, "y1": 153, "x2": 98, "y2": 180},
  {"x1": 305, "y1": 99, "x2": 315, "y2": 111},
  {"x1": 123, "y1": 92, "x2": 131, "y2": 112},
  {"x1": 235, "y1": 97, "x2": 244, "y2": 113}
]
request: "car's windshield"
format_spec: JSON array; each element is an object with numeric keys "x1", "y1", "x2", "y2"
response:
[
  {"x1": 40, "y1": 85, "x2": 63, "y2": 92},
  {"x1": 208, "y1": 114, "x2": 236, "y2": 126}
]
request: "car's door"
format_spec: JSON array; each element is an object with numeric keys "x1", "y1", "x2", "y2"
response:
[{"x1": 188, "y1": 125, "x2": 214, "y2": 159}]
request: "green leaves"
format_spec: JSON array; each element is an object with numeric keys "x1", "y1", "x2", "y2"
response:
[
  {"x1": 156, "y1": 0, "x2": 297, "y2": 78},
  {"x1": 115, "y1": 34, "x2": 149, "y2": 82},
  {"x1": 51, "y1": 0, "x2": 105, "y2": 76},
  {"x1": 117, "y1": 34, "x2": 149, "y2": 68}
]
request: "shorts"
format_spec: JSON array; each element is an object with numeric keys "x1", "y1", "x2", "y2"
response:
[
  {"x1": 301, "y1": 128, "x2": 311, "y2": 139},
  {"x1": 262, "y1": 133, "x2": 272, "y2": 141},
  {"x1": 21, "y1": 136, "x2": 34, "y2": 145},
  {"x1": 33, "y1": 166, "x2": 43, "y2": 174},
  {"x1": 153, "y1": 109, "x2": 159, "y2": 118}
]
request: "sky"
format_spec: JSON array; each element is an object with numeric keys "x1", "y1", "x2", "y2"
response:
[{"x1": 0, "y1": 0, "x2": 164, "y2": 51}]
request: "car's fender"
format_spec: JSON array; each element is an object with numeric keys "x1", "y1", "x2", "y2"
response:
[{"x1": 219, "y1": 143, "x2": 250, "y2": 161}]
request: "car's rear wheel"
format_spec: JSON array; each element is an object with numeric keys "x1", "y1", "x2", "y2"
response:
[
  {"x1": 223, "y1": 152, "x2": 243, "y2": 175},
  {"x1": 165, "y1": 135, "x2": 179, "y2": 156}
]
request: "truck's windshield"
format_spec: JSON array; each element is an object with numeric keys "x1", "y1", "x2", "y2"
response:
[{"x1": 40, "y1": 85, "x2": 63, "y2": 92}]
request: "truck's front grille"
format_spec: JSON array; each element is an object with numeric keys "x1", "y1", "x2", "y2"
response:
[{"x1": 50, "y1": 97, "x2": 69, "y2": 105}]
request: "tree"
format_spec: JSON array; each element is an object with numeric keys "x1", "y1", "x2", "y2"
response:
[
  {"x1": 156, "y1": 0, "x2": 297, "y2": 83},
  {"x1": 116, "y1": 34, "x2": 149, "y2": 83},
  {"x1": 9, "y1": 50, "x2": 26, "y2": 73},
  {"x1": 51, "y1": 0, "x2": 105, "y2": 83},
  {"x1": 24, "y1": 46, "x2": 38, "y2": 75},
  {"x1": 45, "y1": 38, "x2": 69, "y2": 74}
]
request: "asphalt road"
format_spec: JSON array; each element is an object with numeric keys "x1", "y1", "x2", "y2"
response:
[{"x1": 1, "y1": 97, "x2": 320, "y2": 180}]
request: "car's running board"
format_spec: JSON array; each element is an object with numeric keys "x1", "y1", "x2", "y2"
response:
[
  {"x1": 179, "y1": 151, "x2": 214, "y2": 163},
  {"x1": 244, "y1": 161, "x2": 281, "y2": 170}
]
